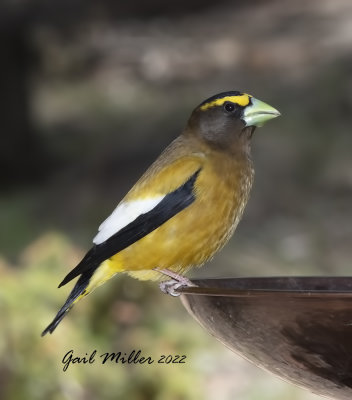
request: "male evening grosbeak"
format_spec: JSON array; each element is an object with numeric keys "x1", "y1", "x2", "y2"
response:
[{"x1": 42, "y1": 91, "x2": 280, "y2": 335}]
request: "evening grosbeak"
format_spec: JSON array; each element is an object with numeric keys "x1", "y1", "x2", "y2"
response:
[{"x1": 42, "y1": 91, "x2": 280, "y2": 335}]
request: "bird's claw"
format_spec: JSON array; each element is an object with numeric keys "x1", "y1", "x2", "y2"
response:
[
  {"x1": 154, "y1": 268, "x2": 196, "y2": 296},
  {"x1": 159, "y1": 279, "x2": 193, "y2": 297}
]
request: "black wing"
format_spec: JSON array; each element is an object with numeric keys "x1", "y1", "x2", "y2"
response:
[{"x1": 58, "y1": 168, "x2": 202, "y2": 288}]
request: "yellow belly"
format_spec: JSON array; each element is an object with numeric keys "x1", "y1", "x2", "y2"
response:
[{"x1": 109, "y1": 158, "x2": 253, "y2": 281}]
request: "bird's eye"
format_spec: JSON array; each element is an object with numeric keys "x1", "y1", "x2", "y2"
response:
[{"x1": 224, "y1": 102, "x2": 235, "y2": 113}]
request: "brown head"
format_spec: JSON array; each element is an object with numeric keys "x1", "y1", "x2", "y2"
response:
[{"x1": 185, "y1": 91, "x2": 280, "y2": 153}]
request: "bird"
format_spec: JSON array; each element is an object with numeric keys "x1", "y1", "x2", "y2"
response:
[{"x1": 42, "y1": 91, "x2": 280, "y2": 336}]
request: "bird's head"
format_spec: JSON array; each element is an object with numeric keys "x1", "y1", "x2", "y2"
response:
[{"x1": 186, "y1": 91, "x2": 280, "y2": 151}]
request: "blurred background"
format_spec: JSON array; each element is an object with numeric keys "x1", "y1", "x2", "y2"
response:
[{"x1": 1, "y1": 0, "x2": 352, "y2": 399}]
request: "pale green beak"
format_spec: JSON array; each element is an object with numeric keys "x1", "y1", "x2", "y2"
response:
[{"x1": 242, "y1": 98, "x2": 280, "y2": 127}]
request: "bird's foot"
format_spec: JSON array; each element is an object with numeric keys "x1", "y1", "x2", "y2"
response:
[
  {"x1": 159, "y1": 279, "x2": 188, "y2": 297},
  {"x1": 154, "y1": 268, "x2": 196, "y2": 297}
]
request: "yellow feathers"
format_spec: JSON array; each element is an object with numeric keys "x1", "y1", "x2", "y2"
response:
[
  {"x1": 42, "y1": 91, "x2": 280, "y2": 335},
  {"x1": 199, "y1": 94, "x2": 252, "y2": 111}
]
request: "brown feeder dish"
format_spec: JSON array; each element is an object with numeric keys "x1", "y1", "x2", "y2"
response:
[{"x1": 179, "y1": 276, "x2": 352, "y2": 400}]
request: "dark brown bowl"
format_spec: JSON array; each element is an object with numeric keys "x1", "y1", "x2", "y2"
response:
[{"x1": 179, "y1": 277, "x2": 352, "y2": 400}]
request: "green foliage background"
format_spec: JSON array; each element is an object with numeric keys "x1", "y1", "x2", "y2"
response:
[{"x1": 1, "y1": 0, "x2": 352, "y2": 399}]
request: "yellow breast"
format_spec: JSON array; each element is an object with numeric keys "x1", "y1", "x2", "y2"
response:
[{"x1": 110, "y1": 149, "x2": 254, "y2": 281}]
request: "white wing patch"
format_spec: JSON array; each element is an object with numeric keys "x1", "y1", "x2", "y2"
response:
[{"x1": 93, "y1": 196, "x2": 165, "y2": 245}]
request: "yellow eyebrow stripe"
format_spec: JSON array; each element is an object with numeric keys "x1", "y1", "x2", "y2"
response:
[{"x1": 200, "y1": 94, "x2": 252, "y2": 111}]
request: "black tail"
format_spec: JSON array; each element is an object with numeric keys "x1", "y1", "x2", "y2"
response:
[{"x1": 41, "y1": 271, "x2": 93, "y2": 336}]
